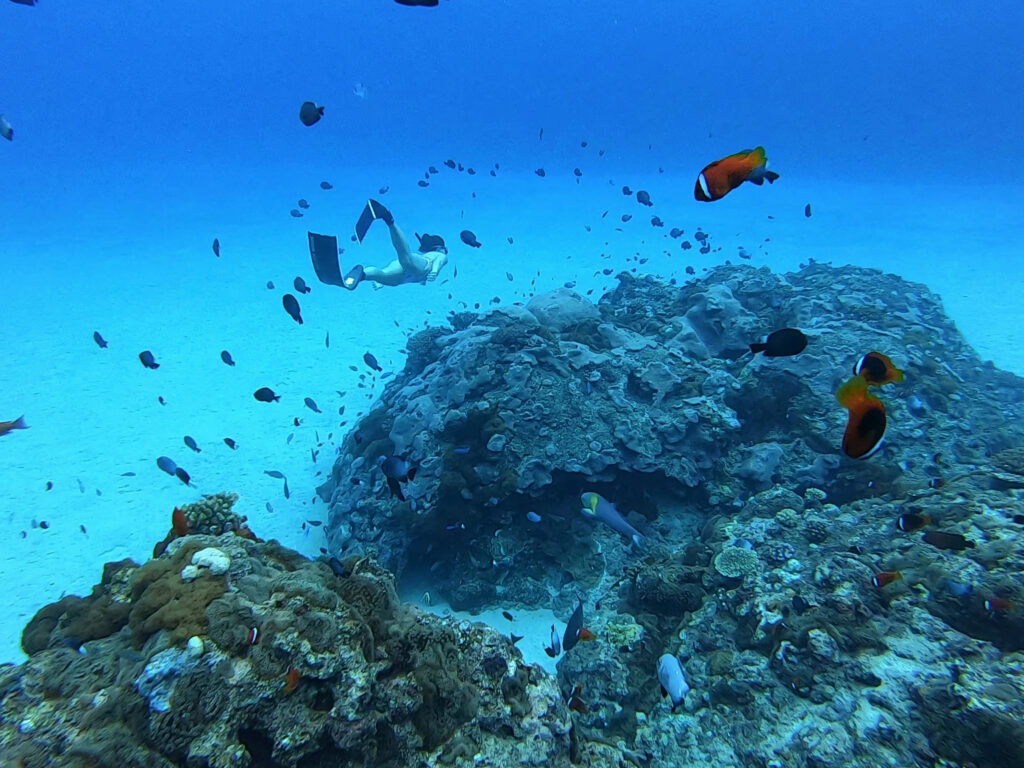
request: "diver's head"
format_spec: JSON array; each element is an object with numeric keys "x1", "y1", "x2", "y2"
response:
[{"x1": 415, "y1": 232, "x2": 448, "y2": 254}]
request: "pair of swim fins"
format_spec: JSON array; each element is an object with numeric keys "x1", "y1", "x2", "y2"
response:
[{"x1": 308, "y1": 199, "x2": 391, "y2": 289}]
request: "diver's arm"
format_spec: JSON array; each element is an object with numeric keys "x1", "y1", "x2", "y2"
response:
[{"x1": 425, "y1": 252, "x2": 448, "y2": 281}]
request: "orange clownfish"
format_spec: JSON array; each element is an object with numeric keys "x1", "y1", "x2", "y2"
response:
[
  {"x1": 854, "y1": 352, "x2": 905, "y2": 387},
  {"x1": 0, "y1": 415, "x2": 28, "y2": 437},
  {"x1": 837, "y1": 375, "x2": 886, "y2": 459},
  {"x1": 172, "y1": 507, "x2": 190, "y2": 537},
  {"x1": 578, "y1": 628, "x2": 597, "y2": 642},
  {"x1": 872, "y1": 571, "x2": 903, "y2": 588},
  {"x1": 694, "y1": 146, "x2": 779, "y2": 202},
  {"x1": 284, "y1": 666, "x2": 301, "y2": 694}
]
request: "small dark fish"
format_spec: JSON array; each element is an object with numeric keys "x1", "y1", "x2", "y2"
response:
[
  {"x1": 156, "y1": 456, "x2": 178, "y2": 476},
  {"x1": 175, "y1": 467, "x2": 191, "y2": 486},
  {"x1": 320, "y1": 181, "x2": 333, "y2": 190},
  {"x1": 681, "y1": 242, "x2": 693, "y2": 251},
  {"x1": 293, "y1": 276, "x2": 311, "y2": 294},
  {"x1": 0, "y1": 114, "x2": 13, "y2": 140},
  {"x1": 804, "y1": 203, "x2": 812, "y2": 218},
  {"x1": 266, "y1": 281, "x2": 275, "y2": 289},
  {"x1": 282, "y1": 294, "x2": 303, "y2": 324},
  {"x1": 325, "y1": 331, "x2": 330, "y2": 348},
  {"x1": 266, "y1": 502, "x2": 274, "y2": 513},
  {"x1": 535, "y1": 168, "x2": 546, "y2": 177},
  {"x1": 922, "y1": 530, "x2": 975, "y2": 551},
  {"x1": 538, "y1": 127, "x2": 544, "y2": 140},
  {"x1": 224, "y1": 437, "x2": 238, "y2": 449},
  {"x1": 220, "y1": 350, "x2": 235, "y2": 366},
  {"x1": 184, "y1": 436, "x2": 200, "y2": 453},
  {"x1": 158, "y1": 396, "x2": 167, "y2": 406},
  {"x1": 363, "y1": 352, "x2": 382, "y2": 372},
  {"x1": 651, "y1": 216, "x2": 664, "y2": 227},
  {"x1": 377, "y1": 186, "x2": 391, "y2": 196},
  {"x1": 460, "y1": 230, "x2": 482, "y2": 248},
  {"x1": 304, "y1": 397, "x2": 321, "y2": 413},
  {"x1": 138, "y1": 350, "x2": 159, "y2": 369},
  {"x1": 417, "y1": 180, "x2": 430, "y2": 188},
  {"x1": 444, "y1": 159, "x2": 456, "y2": 169},
  {"x1": 506, "y1": 272, "x2": 513, "y2": 281},
  {"x1": 621, "y1": 214, "x2": 632, "y2": 222},
  {"x1": 544, "y1": 624, "x2": 562, "y2": 657},
  {"x1": 93, "y1": 331, "x2": 108, "y2": 349},
  {"x1": 636, "y1": 190, "x2": 653, "y2": 206},
  {"x1": 254, "y1": 387, "x2": 280, "y2": 403},
  {"x1": 283, "y1": 478, "x2": 290, "y2": 498},
  {"x1": 290, "y1": 209, "x2": 304, "y2": 218},
  {"x1": 467, "y1": 167, "x2": 476, "y2": 175},
  {"x1": 381, "y1": 456, "x2": 417, "y2": 501},
  {"x1": 792, "y1": 595, "x2": 810, "y2": 614},
  {"x1": 299, "y1": 101, "x2": 324, "y2": 126},
  {"x1": 264, "y1": 470, "x2": 285, "y2": 479},
  {"x1": 80, "y1": 524, "x2": 87, "y2": 534},
  {"x1": 749, "y1": 328, "x2": 807, "y2": 357},
  {"x1": 307, "y1": 519, "x2": 323, "y2": 527},
  {"x1": 699, "y1": 244, "x2": 711, "y2": 255},
  {"x1": 212, "y1": 238, "x2": 220, "y2": 257},
  {"x1": 562, "y1": 600, "x2": 585, "y2": 652},
  {"x1": 669, "y1": 228, "x2": 683, "y2": 238},
  {"x1": 502, "y1": 610, "x2": 514, "y2": 621},
  {"x1": 39, "y1": 520, "x2": 49, "y2": 530},
  {"x1": 297, "y1": 199, "x2": 310, "y2": 210},
  {"x1": 45, "y1": 481, "x2": 53, "y2": 490}
]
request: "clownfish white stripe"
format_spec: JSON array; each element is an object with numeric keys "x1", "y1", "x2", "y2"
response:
[{"x1": 697, "y1": 172, "x2": 711, "y2": 201}]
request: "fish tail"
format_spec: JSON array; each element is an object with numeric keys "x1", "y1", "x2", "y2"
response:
[
  {"x1": 13, "y1": 416, "x2": 28, "y2": 430},
  {"x1": 764, "y1": 170, "x2": 780, "y2": 184}
]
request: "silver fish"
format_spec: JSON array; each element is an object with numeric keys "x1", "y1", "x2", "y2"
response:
[{"x1": 657, "y1": 654, "x2": 690, "y2": 708}]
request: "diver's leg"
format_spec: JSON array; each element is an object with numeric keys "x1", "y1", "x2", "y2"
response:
[
  {"x1": 363, "y1": 260, "x2": 407, "y2": 287},
  {"x1": 390, "y1": 223, "x2": 429, "y2": 274}
]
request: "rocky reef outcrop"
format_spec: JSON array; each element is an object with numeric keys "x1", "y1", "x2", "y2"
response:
[
  {"x1": 1, "y1": 531, "x2": 611, "y2": 767},
  {"x1": 317, "y1": 263, "x2": 1024, "y2": 767}
]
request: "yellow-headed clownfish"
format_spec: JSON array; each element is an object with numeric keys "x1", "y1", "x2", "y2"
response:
[
  {"x1": 837, "y1": 375, "x2": 886, "y2": 459},
  {"x1": 854, "y1": 352, "x2": 905, "y2": 386},
  {"x1": 694, "y1": 146, "x2": 779, "y2": 202}
]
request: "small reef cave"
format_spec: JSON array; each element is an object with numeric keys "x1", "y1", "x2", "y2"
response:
[{"x1": 396, "y1": 467, "x2": 712, "y2": 614}]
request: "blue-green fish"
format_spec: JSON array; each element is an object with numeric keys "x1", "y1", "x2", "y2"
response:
[{"x1": 579, "y1": 492, "x2": 644, "y2": 546}]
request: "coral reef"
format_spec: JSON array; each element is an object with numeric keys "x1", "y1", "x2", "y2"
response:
[
  {"x1": 315, "y1": 263, "x2": 1024, "y2": 767},
  {"x1": 2, "y1": 534, "x2": 599, "y2": 767}
]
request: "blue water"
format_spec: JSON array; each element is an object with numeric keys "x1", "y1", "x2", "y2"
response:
[{"x1": 1, "y1": 0, "x2": 1022, "y2": 700}]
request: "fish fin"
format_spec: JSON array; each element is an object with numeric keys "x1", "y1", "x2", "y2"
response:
[
  {"x1": 407, "y1": 467, "x2": 417, "y2": 482},
  {"x1": 836, "y1": 375, "x2": 870, "y2": 408},
  {"x1": 580, "y1": 507, "x2": 597, "y2": 518},
  {"x1": 764, "y1": 170, "x2": 780, "y2": 184},
  {"x1": 386, "y1": 477, "x2": 406, "y2": 502},
  {"x1": 12, "y1": 416, "x2": 28, "y2": 430},
  {"x1": 660, "y1": 684, "x2": 668, "y2": 698}
]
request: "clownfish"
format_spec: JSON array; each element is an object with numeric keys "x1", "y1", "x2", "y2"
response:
[
  {"x1": 872, "y1": 571, "x2": 903, "y2": 588},
  {"x1": 837, "y1": 376, "x2": 887, "y2": 459},
  {"x1": 694, "y1": 146, "x2": 779, "y2": 202},
  {"x1": 854, "y1": 352, "x2": 905, "y2": 386}
]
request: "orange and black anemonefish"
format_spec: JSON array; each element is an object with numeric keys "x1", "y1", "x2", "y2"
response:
[
  {"x1": 837, "y1": 375, "x2": 887, "y2": 459},
  {"x1": 854, "y1": 352, "x2": 905, "y2": 387},
  {"x1": 896, "y1": 512, "x2": 932, "y2": 532},
  {"x1": 284, "y1": 666, "x2": 301, "y2": 694},
  {"x1": 172, "y1": 507, "x2": 190, "y2": 537},
  {"x1": 694, "y1": 146, "x2": 779, "y2": 202},
  {"x1": 872, "y1": 570, "x2": 903, "y2": 588},
  {"x1": 984, "y1": 596, "x2": 1012, "y2": 615},
  {"x1": 566, "y1": 683, "x2": 588, "y2": 714}
]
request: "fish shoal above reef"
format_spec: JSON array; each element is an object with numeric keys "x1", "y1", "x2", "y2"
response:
[
  {"x1": 2, "y1": 530, "x2": 622, "y2": 767},
  {"x1": 314, "y1": 262, "x2": 1024, "y2": 768}
]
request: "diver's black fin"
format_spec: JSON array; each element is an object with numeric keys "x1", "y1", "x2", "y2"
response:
[
  {"x1": 343, "y1": 265, "x2": 364, "y2": 291},
  {"x1": 355, "y1": 199, "x2": 394, "y2": 243},
  {"x1": 308, "y1": 232, "x2": 345, "y2": 287}
]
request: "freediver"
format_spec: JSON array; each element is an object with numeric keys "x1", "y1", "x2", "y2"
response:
[{"x1": 307, "y1": 199, "x2": 448, "y2": 290}]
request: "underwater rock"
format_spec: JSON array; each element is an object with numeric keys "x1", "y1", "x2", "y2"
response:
[{"x1": 0, "y1": 535, "x2": 577, "y2": 767}]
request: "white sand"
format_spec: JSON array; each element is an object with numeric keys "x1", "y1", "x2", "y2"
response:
[{"x1": 2, "y1": 163, "x2": 1022, "y2": 666}]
